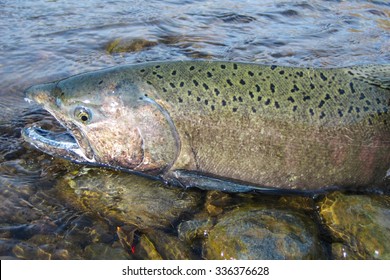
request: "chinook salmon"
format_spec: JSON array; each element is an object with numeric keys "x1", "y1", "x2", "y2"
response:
[{"x1": 22, "y1": 61, "x2": 390, "y2": 193}]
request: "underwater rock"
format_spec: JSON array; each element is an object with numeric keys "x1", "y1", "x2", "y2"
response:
[
  {"x1": 178, "y1": 201, "x2": 324, "y2": 260},
  {"x1": 135, "y1": 230, "x2": 195, "y2": 260},
  {"x1": 56, "y1": 168, "x2": 202, "y2": 230},
  {"x1": 318, "y1": 192, "x2": 390, "y2": 259},
  {"x1": 105, "y1": 38, "x2": 157, "y2": 54}
]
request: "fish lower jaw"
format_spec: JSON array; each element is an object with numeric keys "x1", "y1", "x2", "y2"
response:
[{"x1": 22, "y1": 126, "x2": 96, "y2": 163}]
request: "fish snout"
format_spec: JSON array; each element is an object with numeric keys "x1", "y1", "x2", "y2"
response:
[{"x1": 25, "y1": 83, "x2": 57, "y2": 105}]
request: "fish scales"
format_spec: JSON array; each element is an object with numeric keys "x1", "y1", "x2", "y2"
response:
[
  {"x1": 138, "y1": 62, "x2": 389, "y2": 126},
  {"x1": 22, "y1": 61, "x2": 390, "y2": 192}
]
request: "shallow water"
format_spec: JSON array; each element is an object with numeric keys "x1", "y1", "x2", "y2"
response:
[{"x1": 0, "y1": 0, "x2": 389, "y2": 259}]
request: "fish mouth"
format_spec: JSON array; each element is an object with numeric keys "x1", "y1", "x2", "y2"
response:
[
  {"x1": 22, "y1": 124, "x2": 96, "y2": 164},
  {"x1": 22, "y1": 83, "x2": 97, "y2": 164}
]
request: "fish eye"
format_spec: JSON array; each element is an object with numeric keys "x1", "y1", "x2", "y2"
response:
[{"x1": 74, "y1": 107, "x2": 92, "y2": 124}]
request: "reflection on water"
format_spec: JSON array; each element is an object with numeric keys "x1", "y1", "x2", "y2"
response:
[{"x1": 0, "y1": 0, "x2": 389, "y2": 259}]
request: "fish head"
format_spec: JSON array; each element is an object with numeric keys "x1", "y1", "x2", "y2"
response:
[{"x1": 22, "y1": 67, "x2": 180, "y2": 175}]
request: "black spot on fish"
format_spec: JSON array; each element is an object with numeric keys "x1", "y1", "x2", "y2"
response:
[
  {"x1": 368, "y1": 118, "x2": 373, "y2": 125},
  {"x1": 98, "y1": 80, "x2": 103, "y2": 85},
  {"x1": 366, "y1": 100, "x2": 371, "y2": 106},
  {"x1": 296, "y1": 71, "x2": 304, "y2": 77},
  {"x1": 255, "y1": 84, "x2": 261, "y2": 92},
  {"x1": 238, "y1": 96, "x2": 243, "y2": 102},
  {"x1": 178, "y1": 97, "x2": 183, "y2": 103},
  {"x1": 155, "y1": 65, "x2": 161, "y2": 68},
  {"x1": 140, "y1": 69, "x2": 145, "y2": 73},
  {"x1": 310, "y1": 83, "x2": 315, "y2": 90},
  {"x1": 152, "y1": 71, "x2": 157, "y2": 75},
  {"x1": 270, "y1": 65, "x2": 277, "y2": 70},
  {"x1": 338, "y1": 89, "x2": 345, "y2": 95},
  {"x1": 249, "y1": 91, "x2": 254, "y2": 99},
  {"x1": 240, "y1": 79, "x2": 246, "y2": 85},
  {"x1": 291, "y1": 85, "x2": 299, "y2": 93},
  {"x1": 205, "y1": 100, "x2": 209, "y2": 105},
  {"x1": 252, "y1": 107, "x2": 257, "y2": 113},
  {"x1": 221, "y1": 64, "x2": 226, "y2": 69},
  {"x1": 227, "y1": 79, "x2": 233, "y2": 86},
  {"x1": 363, "y1": 106, "x2": 369, "y2": 112},
  {"x1": 303, "y1": 96, "x2": 310, "y2": 101},
  {"x1": 349, "y1": 82, "x2": 356, "y2": 93},
  {"x1": 147, "y1": 81, "x2": 152, "y2": 85},
  {"x1": 309, "y1": 108, "x2": 314, "y2": 116},
  {"x1": 162, "y1": 87, "x2": 167, "y2": 92},
  {"x1": 338, "y1": 109, "x2": 343, "y2": 117},
  {"x1": 214, "y1": 88, "x2": 220, "y2": 96},
  {"x1": 188, "y1": 90, "x2": 192, "y2": 96},
  {"x1": 233, "y1": 63, "x2": 238, "y2": 70},
  {"x1": 270, "y1": 83, "x2": 275, "y2": 93},
  {"x1": 207, "y1": 72, "x2": 213, "y2": 78},
  {"x1": 248, "y1": 71, "x2": 254, "y2": 76},
  {"x1": 157, "y1": 74, "x2": 163, "y2": 79},
  {"x1": 211, "y1": 105, "x2": 215, "y2": 111},
  {"x1": 222, "y1": 100, "x2": 226, "y2": 106},
  {"x1": 318, "y1": 100, "x2": 325, "y2": 108},
  {"x1": 265, "y1": 98, "x2": 271, "y2": 105},
  {"x1": 203, "y1": 83, "x2": 209, "y2": 90},
  {"x1": 275, "y1": 101, "x2": 280, "y2": 109},
  {"x1": 257, "y1": 96, "x2": 262, "y2": 102},
  {"x1": 279, "y1": 70, "x2": 285, "y2": 75},
  {"x1": 180, "y1": 82, "x2": 184, "y2": 87},
  {"x1": 233, "y1": 96, "x2": 237, "y2": 102},
  {"x1": 324, "y1": 94, "x2": 331, "y2": 100},
  {"x1": 287, "y1": 96, "x2": 295, "y2": 103},
  {"x1": 190, "y1": 66, "x2": 195, "y2": 71},
  {"x1": 169, "y1": 82, "x2": 176, "y2": 88},
  {"x1": 348, "y1": 71, "x2": 354, "y2": 76},
  {"x1": 348, "y1": 106, "x2": 353, "y2": 113},
  {"x1": 356, "y1": 107, "x2": 361, "y2": 113},
  {"x1": 319, "y1": 112, "x2": 326, "y2": 119},
  {"x1": 171, "y1": 70, "x2": 177, "y2": 75},
  {"x1": 193, "y1": 80, "x2": 199, "y2": 87},
  {"x1": 376, "y1": 98, "x2": 381, "y2": 105},
  {"x1": 197, "y1": 97, "x2": 201, "y2": 102},
  {"x1": 359, "y1": 93, "x2": 366, "y2": 100},
  {"x1": 320, "y1": 73, "x2": 327, "y2": 81},
  {"x1": 292, "y1": 105, "x2": 298, "y2": 112},
  {"x1": 232, "y1": 107, "x2": 238, "y2": 112}
]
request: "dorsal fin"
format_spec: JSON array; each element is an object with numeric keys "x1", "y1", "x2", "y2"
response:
[{"x1": 346, "y1": 65, "x2": 390, "y2": 90}]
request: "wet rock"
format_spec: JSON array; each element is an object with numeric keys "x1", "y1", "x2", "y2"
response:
[
  {"x1": 204, "y1": 191, "x2": 232, "y2": 216},
  {"x1": 202, "y1": 206, "x2": 324, "y2": 260},
  {"x1": 135, "y1": 234, "x2": 163, "y2": 260},
  {"x1": 84, "y1": 243, "x2": 130, "y2": 260},
  {"x1": 105, "y1": 38, "x2": 157, "y2": 54},
  {"x1": 56, "y1": 168, "x2": 202, "y2": 229},
  {"x1": 178, "y1": 200, "x2": 324, "y2": 260},
  {"x1": 318, "y1": 192, "x2": 390, "y2": 259},
  {"x1": 144, "y1": 230, "x2": 196, "y2": 260}
]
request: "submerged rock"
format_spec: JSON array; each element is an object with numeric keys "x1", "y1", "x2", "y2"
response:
[
  {"x1": 105, "y1": 38, "x2": 157, "y2": 54},
  {"x1": 56, "y1": 168, "x2": 202, "y2": 230},
  {"x1": 135, "y1": 229, "x2": 196, "y2": 260},
  {"x1": 202, "y1": 206, "x2": 324, "y2": 260},
  {"x1": 318, "y1": 192, "x2": 390, "y2": 259},
  {"x1": 179, "y1": 196, "x2": 324, "y2": 260}
]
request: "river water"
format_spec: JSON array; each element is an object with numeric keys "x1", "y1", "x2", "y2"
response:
[{"x1": 0, "y1": 0, "x2": 389, "y2": 259}]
